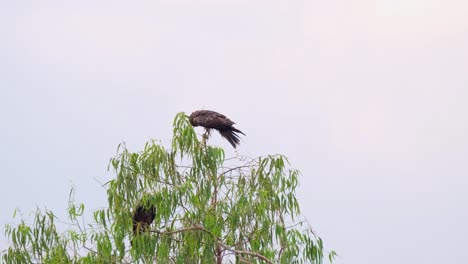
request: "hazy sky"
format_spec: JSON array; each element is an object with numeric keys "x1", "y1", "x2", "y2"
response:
[{"x1": 1, "y1": 1, "x2": 467, "y2": 263}]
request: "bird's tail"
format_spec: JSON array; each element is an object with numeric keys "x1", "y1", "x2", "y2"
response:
[
  {"x1": 230, "y1": 126, "x2": 246, "y2": 136},
  {"x1": 218, "y1": 128, "x2": 244, "y2": 148}
]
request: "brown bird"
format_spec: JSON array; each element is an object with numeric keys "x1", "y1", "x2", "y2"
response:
[
  {"x1": 131, "y1": 202, "x2": 156, "y2": 245},
  {"x1": 189, "y1": 110, "x2": 245, "y2": 148}
]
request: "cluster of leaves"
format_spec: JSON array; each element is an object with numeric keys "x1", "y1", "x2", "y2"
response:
[{"x1": 1, "y1": 113, "x2": 336, "y2": 263}]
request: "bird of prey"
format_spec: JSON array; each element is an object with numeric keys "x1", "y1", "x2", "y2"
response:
[
  {"x1": 131, "y1": 202, "x2": 156, "y2": 245},
  {"x1": 189, "y1": 110, "x2": 245, "y2": 148}
]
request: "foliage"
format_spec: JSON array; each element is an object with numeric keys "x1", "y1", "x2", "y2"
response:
[{"x1": 1, "y1": 113, "x2": 336, "y2": 263}]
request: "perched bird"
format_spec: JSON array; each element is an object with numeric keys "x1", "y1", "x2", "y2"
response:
[
  {"x1": 189, "y1": 110, "x2": 245, "y2": 148},
  {"x1": 131, "y1": 202, "x2": 156, "y2": 245}
]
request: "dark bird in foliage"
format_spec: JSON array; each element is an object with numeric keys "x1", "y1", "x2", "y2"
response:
[
  {"x1": 189, "y1": 110, "x2": 245, "y2": 148},
  {"x1": 131, "y1": 202, "x2": 156, "y2": 245}
]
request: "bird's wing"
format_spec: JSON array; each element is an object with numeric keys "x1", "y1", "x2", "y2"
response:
[{"x1": 196, "y1": 111, "x2": 235, "y2": 128}]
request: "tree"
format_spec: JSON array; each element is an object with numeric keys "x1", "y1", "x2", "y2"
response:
[{"x1": 1, "y1": 113, "x2": 336, "y2": 264}]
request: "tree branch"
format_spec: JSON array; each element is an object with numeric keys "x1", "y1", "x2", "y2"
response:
[
  {"x1": 216, "y1": 241, "x2": 273, "y2": 264},
  {"x1": 150, "y1": 225, "x2": 273, "y2": 264}
]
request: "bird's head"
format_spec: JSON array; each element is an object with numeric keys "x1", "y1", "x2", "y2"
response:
[{"x1": 188, "y1": 112, "x2": 197, "y2": 126}]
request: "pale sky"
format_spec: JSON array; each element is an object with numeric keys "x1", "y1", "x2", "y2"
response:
[{"x1": 1, "y1": 1, "x2": 467, "y2": 263}]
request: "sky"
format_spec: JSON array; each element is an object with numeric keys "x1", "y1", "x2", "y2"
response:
[{"x1": 1, "y1": 0, "x2": 467, "y2": 263}]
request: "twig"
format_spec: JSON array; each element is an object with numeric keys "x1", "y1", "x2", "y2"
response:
[{"x1": 217, "y1": 241, "x2": 273, "y2": 264}]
